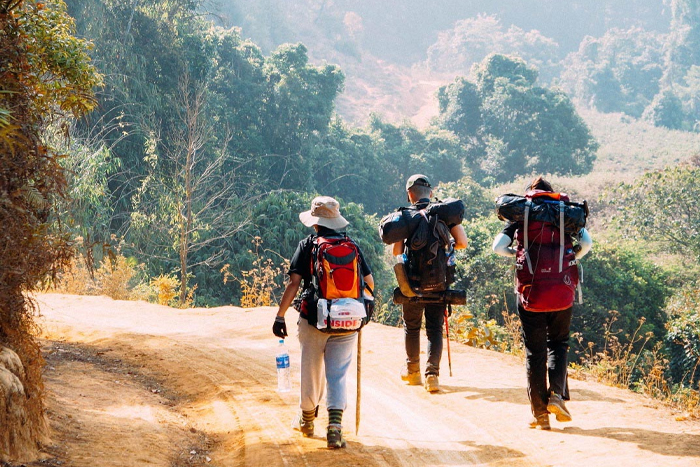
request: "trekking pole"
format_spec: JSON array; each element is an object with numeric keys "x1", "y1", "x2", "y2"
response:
[
  {"x1": 356, "y1": 328, "x2": 362, "y2": 435},
  {"x1": 445, "y1": 305, "x2": 453, "y2": 377}
]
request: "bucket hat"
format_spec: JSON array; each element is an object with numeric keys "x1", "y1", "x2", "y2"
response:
[{"x1": 299, "y1": 196, "x2": 349, "y2": 230}]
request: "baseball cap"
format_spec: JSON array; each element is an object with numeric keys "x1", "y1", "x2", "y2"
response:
[{"x1": 405, "y1": 174, "x2": 431, "y2": 191}]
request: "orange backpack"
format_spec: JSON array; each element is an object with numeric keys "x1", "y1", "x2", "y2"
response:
[{"x1": 311, "y1": 235, "x2": 363, "y2": 300}]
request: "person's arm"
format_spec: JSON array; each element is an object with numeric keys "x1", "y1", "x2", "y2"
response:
[
  {"x1": 273, "y1": 272, "x2": 303, "y2": 338},
  {"x1": 276, "y1": 273, "x2": 303, "y2": 319},
  {"x1": 492, "y1": 233, "x2": 516, "y2": 257},
  {"x1": 392, "y1": 240, "x2": 404, "y2": 256},
  {"x1": 364, "y1": 274, "x2": 374, "y2": 291},
  {"x1": 575, "y1": 228, "x2": 593, "y2": 259},
  {"x1": 450, "y1": 224, "x2": 468, "y2": 250}
]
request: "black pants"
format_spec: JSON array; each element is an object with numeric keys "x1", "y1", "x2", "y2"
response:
[
  {"x1": 403, "y1": 303, "x2": 444, "y2": 376},
  {"x1": 518, "y1": 304, "x2": 572, "y2": 417}
]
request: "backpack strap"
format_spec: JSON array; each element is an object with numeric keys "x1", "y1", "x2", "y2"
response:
[
  {"x1": 523, "y1": 200, "x2": 534, "y2": 275},
  {"x1": 559, "y1": 201, "x2": 565, "y2": 273}
]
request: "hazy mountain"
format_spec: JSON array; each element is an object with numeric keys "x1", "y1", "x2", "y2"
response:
[{"x1": 212, "y1": 0, "x2": 670, "y2": 125}]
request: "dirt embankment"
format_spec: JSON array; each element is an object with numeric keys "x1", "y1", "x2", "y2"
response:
[{"x1": 20, "y1": 293, "x2": 700, "y2": 466}]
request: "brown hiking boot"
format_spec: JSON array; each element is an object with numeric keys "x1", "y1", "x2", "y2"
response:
[
  {"x1": 529, "y1": 414, "x2": 551, "y2": 430},
  {"x1": 401, "y1": 368, "x2": 422, "y2": 385},
  {"x1": 424, "y1": 374, "x2": 439, "y2": 393},
  {"x1": 547, "y1": 392, "x2": 572, "y2": 422}
]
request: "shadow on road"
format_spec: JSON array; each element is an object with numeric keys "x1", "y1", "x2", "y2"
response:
[
  {"x1": 561, "y1": 426, "x2": 700, "y2": 457},
  {"x1": 440, "y1": 385, "x2": 530, "y2": 405},
  {"x1": 570, "y1": 388, "x2": 626, "y2": 403},
  {"x1": 439, "y1": 385, "x2": 627, "y2": 406},
  {"x1": 299, "y1": 439, "x2": 527, "y2": 465}
]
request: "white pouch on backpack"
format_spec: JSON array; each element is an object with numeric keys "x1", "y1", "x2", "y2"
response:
[{"x1": 316, "y1": 298, "x2": 366, "y2": 331}]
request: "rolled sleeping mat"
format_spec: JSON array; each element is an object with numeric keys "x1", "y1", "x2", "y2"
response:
[
  {"x1": 425, "y1": 198, "x2": 465, "y2": 226},
  {"x1": 378, "y1": 209, "x2": 424, "y2": 244},
  {"x1": 393, "y1": 263, "x2": 417, "y2": 297},
  {"x1": 392, "y1": 288, "x2": 466, "y2": 305}
]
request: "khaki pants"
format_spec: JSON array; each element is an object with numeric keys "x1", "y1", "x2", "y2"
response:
[{"x1": 297, "y1": 317, "x2": 357, "y2": 413}]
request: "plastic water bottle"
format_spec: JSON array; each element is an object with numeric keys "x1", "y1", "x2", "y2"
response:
[{"x1": 276, "y1": 339, "x2": 291, "y2": 393}]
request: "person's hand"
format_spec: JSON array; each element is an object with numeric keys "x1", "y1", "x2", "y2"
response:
[{"x1": 272, "y1": 315, "x2": 287, "y2": 338}]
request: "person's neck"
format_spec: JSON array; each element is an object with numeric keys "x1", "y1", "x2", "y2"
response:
[{"x1": 411, "y1": 197, "x2": 431, "y2": 205}]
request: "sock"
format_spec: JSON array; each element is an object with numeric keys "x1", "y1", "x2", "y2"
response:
[
  {"x1": 302, "y1": 409, "x2": 316, "y2": 424},
  {"x1": 328, "y1": 408, "x2": 343, "y2": 427}
]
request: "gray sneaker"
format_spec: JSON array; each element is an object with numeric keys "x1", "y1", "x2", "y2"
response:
[
  {"x1": 547, "y1": 392, "x2": 572, "y2": 422},
  {"x1": 424, "y1": 374, "x2": 439, "y2": 393}
]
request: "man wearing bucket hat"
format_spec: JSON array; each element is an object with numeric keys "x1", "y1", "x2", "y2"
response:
[
  {"x1": 392, "y1": 175, "x2": 468, "y2": 392},
  {"x1": 273, "y1": 196, "x2": 374, "y2": 449}
]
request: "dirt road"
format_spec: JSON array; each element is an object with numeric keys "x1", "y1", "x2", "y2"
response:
[{"x1": 34, "y1": 293, "x2": 700, "y2": 467}]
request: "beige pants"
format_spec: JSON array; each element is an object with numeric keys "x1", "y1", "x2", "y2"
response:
[{"x1": 297, "y1": 317, "x2": 357, "y2": 412}]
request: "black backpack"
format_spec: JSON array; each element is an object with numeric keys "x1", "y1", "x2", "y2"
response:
[{"x1": 405, "y1": 208, "x2": 453, "y2": 294}]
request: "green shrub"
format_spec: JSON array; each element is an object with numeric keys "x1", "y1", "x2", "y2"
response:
[{"x1": 665, "y1": 284, "x2": 700, "y2": 388}]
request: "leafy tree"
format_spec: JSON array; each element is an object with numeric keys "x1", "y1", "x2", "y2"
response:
[
  {"x1": 438, "y1": 54, "x2": 598, "y2": 184},
  {"x1": 558, "y1": 28, "x2": 664, "y2": 118},
  {"x1": 433, "y1": 176, "x2": 494, "y2": 221},
  {"x1": 436, "y1": 78, "x2": 481, "y2": 138},
  {"x1": 260, "y1": 43, "x2": 345, "y2": 189},
  {"x1": 611, "y1": 166, "x2": 700, "y2": 258},
  {"x1": 311, "y1": 116, "x2": 466, "y2": 216},
  {"x1": 426, "y1": 14, "x2": 560, "y2": 82},
  {"x1": 664, "y1": 0, "x2": 700, "y2": 87},
  {"x1": 0, "y1": 0, "x2": 100, "y2": 455},
  {"x1": 642, "y1": 89, "x2": 686, "y2": 130}
]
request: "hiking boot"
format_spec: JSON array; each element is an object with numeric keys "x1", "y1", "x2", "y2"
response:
[
  {"x1": 547, "y1": 392, "x2": 572, "y2": 422},
  {"x1": 424, "y1": 374, "x2": 439, "y2": 393},
  {"x1": 292, "y1": 406, "x2": 318, "y2": 437},
  {"x1": 298, "y1": 418, "x2": 314, "y2": 437},
  {"x1": 326, "y1": 425, "x2": 346, "y2": 449},
  {"x1": 401, "y1": 368, "x2": 422, "y2": 385},
  {"x1": 529, "y1": 414, "x2": 551, "y2": 430}
]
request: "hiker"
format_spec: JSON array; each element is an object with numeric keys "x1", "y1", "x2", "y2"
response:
[
  {"x1": 272, "y1": 196, "x2": 374, "y2": 449},
  {"x1": 492, "y1": 176, "x2": 592, "y2": 430},
  {"x1": 391, "y1": 174, "x2": 468, "y2": 392}
]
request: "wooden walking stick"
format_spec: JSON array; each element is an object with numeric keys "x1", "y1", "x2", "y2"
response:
[
  {"x1": 445, "y1": 304, "x2": 453, "y2": 377},
  {"x1": 356, "y1": 329, "x2": 362, "y2": 434}
]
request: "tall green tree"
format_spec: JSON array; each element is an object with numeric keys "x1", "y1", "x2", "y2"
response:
[
  {"x1": 438, "y1": 54, "x2": 598, "y2": 184},
  {"x1": 558, "y1": 28, "x2": 664, "y2": 118},
  {"x1": 0, "y1": 0, "x2": 100, "y2": 456}
]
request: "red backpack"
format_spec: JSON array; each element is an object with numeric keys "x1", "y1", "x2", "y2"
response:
[
  {"x1": 311, "y1": 235, "x2": 363, "y2": 300},
  {"x1": 515, "y1": 190, "x2": 579, "y2": 312}
]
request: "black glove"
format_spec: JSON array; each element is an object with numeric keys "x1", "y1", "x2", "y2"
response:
[{"x1": 272, "y1": 315, "x2": 288, "y2": 338}]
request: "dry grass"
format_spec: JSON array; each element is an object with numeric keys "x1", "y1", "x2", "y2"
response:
[
  {"x1": 51, "y1": 252, "x2": 149, "y2": 302},
  {"x1": 571, "y1": 311, "x2": 700, "y2": 418},
  {"x1": 222, "y1": 237, "x2": 288, "y2": 308}
]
